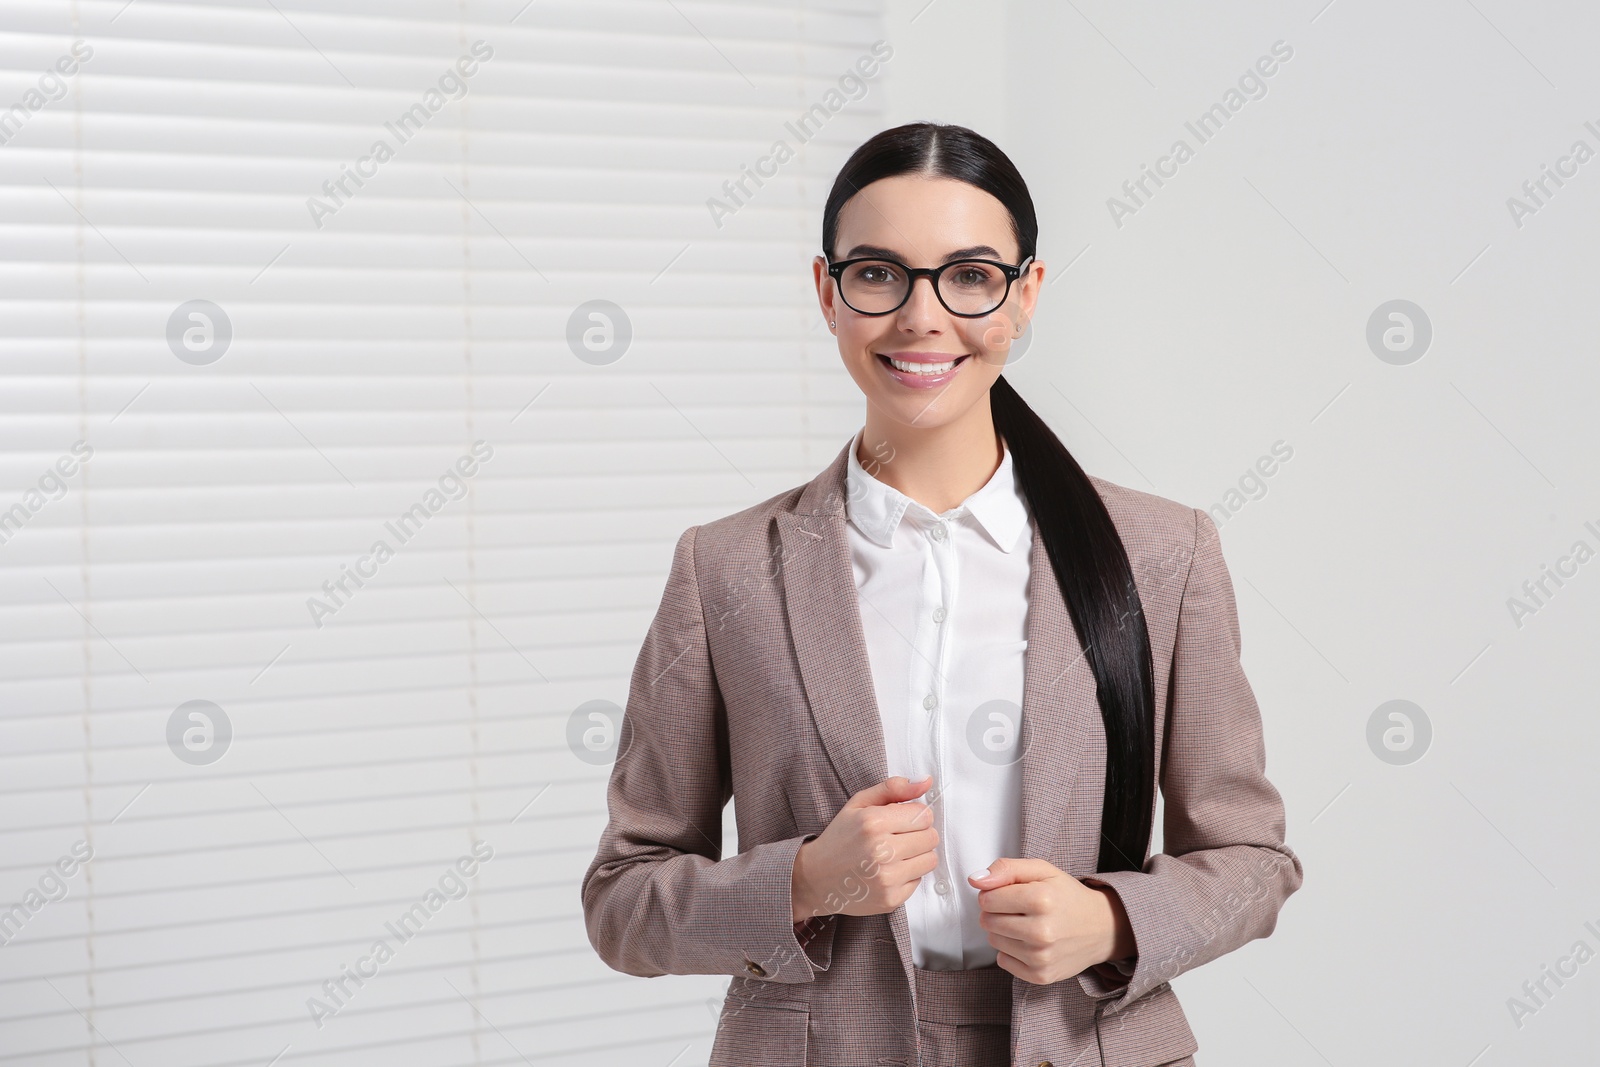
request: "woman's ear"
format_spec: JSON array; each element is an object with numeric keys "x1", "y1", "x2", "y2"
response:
[
  {"x1": 1016, "y1": 258, "x2": 1045, "y2": 324},
  {"x1": 812, "y1": 255, "x2": 838, "y2": 332}
]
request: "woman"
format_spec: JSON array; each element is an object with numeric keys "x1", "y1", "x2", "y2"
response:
[{"x1": 582, "y1": 122, "x2": 1303, "y2": 1067}]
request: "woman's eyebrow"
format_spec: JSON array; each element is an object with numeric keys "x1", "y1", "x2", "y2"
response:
[{"x1": 841, "y1": 243, "x2": 1005, "y2": 262}]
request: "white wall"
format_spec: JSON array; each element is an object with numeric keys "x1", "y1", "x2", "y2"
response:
[{"x1": 889, "y1": 0, "x2": 1600, "y2": 1062}]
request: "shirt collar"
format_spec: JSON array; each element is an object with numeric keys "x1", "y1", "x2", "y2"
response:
[{"x1": 843, "y1": 427, "x2": 1030, "y2": 553}]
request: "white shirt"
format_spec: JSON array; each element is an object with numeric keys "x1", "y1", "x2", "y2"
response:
[{"x1": 843, "y1": 426, "x2": 1033, "y2": 970}]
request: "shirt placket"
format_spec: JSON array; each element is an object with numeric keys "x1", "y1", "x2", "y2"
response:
[{"x1": 918, "y1": 511, "x2": 962, "y2": 966}]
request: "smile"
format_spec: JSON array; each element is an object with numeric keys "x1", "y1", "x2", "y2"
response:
[
  {"x1": 889, "y1": 356, "x2": 960, "y2": 374},
  {"x1": 883, "y1": 350, "x2": 966, "y2": 388}
]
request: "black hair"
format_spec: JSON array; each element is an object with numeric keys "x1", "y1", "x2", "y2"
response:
[{"x1": 822, "y1": 122, "x2": 1156, "y2": 876}]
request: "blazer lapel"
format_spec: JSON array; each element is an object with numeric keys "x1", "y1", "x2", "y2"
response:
[
  {"x1": 1016, "y1": 513, "x2": 1100, "y2": 871},
  {"x1": 777, "y1": 439, "x2": 927, "y2": 994},
  {"x1": 776, "y1": 440, "x2": 888, "y2": 803}
]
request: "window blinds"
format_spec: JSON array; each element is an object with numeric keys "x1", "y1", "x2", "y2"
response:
[{"x1": 0, "y1": 1, "x2": 888, "y2": 1063}]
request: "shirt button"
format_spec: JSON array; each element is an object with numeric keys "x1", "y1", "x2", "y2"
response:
[
  {"x1": 932, "y1": 605, "x2": 946, "y2": 623},
  {"x1": 930, "y1": 522, "x2": 948, "y2": 542},
  {"x1": 934, "y1": 879, "x2": 950, "y2": 896},
  {"x1": 922, "y1": 693, "x2": 937, "y2": 710}
]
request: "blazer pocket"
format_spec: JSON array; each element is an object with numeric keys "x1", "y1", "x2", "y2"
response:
[
  {"x1": 1094, "y1": 982, "x2": 1198, "y2": 1067},
  {"x1": 710, "y1": 1002, "x2": 810, "y2": 1067}
]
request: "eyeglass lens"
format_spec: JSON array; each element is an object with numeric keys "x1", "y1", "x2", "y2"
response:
[{"x1": 838, "y1": 260, "x2": 1009, "y2": 315}]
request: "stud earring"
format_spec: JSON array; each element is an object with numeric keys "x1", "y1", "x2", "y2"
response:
[{"x1": 829, "y1": 321, "x2": 836, "y2": 328}]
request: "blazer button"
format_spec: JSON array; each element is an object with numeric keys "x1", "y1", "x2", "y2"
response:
[{"x1": 744, "y1": 960, "x2": 768, "y2": 978}]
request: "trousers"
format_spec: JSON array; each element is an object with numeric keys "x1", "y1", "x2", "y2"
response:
[
  {"x1": 910, "y1": 964, "x2": 1199, "y2": 1067},
  {"x1": 912, "y1": 964, "x2": 1012, "y2": 1067}
]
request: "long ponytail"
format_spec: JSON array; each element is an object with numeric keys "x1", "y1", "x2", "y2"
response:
[
  {"x1": 990, "y1": 376, "x2": 1155, "y2": 874},
  {"x1": 822, "y1": 122, "x2": 1156, "y2": 875}
]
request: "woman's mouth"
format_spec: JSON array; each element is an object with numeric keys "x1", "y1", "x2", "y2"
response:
[{"x1": 875, "y1": 352, "x2": 971, "y2": 388}]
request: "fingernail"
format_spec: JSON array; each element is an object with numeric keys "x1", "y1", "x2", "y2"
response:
[
  {"x1": 969, "y1": 868, "x2": 990, "y2": 881},
  {"x1": 915, "y1": 774, "x2": 932, "y2": 783}
]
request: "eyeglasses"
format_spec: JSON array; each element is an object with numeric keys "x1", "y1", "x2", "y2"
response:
[{"x1": 826, "y1": 255, "x2": 1033, "y2": 318}]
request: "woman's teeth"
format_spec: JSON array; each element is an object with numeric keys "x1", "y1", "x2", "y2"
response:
[{"x1": 886, "y1": 355, "x2": 963, "y2": 375}]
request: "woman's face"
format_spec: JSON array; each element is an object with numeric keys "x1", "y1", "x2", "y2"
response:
[{"x1": 813, "y1": 175, "x2": 1045, "y2": 431}]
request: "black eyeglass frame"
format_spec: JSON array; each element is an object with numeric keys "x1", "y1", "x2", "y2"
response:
[{"x1": 825, "y1": 254, "x2": 1035, "y2": 318}]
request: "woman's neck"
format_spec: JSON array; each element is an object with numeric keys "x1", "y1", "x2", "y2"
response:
[{"x1": 856, "y1": 407, "x2": 1005, "y2": 515}]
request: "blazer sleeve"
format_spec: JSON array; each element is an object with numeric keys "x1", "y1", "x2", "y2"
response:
[
  {"x1": 1076, "y1": 507, "x2": 1305, "y2": 1013},
  {"x1": 580, "y1": 524, "x2": 834, "y2": 984}
]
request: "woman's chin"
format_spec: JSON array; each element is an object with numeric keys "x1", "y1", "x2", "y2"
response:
[{"x1": 872, "y1": 384, "x2": 989, "y2": 426}]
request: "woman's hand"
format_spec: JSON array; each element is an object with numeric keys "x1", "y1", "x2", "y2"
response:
[
  {"x1": 968, "y1": 858, "x2": 1135, "y2": 985},
  {"x1": 791, "y1": 775, "x2": 940, "y2": 922}
]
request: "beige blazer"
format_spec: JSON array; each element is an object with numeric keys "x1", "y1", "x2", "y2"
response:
[{"x1": 582, "y1": 437, "x2": 1304, "y2": 1066}]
